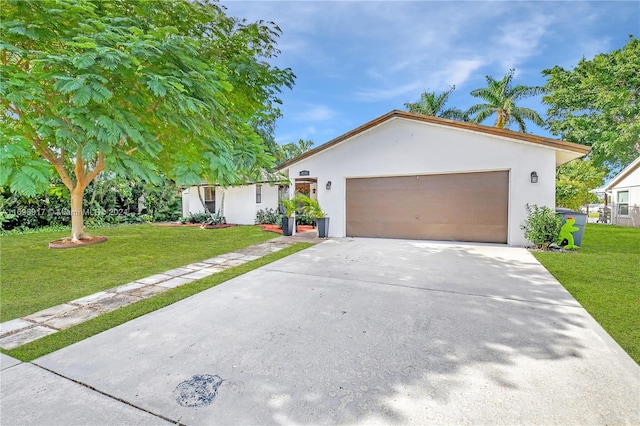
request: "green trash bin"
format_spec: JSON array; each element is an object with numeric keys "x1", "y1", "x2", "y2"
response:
[{"x1": 556, "y1": 207, "x2": 587, "y2": 246}]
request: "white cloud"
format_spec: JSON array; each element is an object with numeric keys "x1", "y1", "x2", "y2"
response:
[
  {"x1": 356, "y1": 58, "x2": 485, "y2": 102},
  {"x1": 355, "y1": 81, "x2": 425, "y2": 102},
  {"x1": 492, "y1": 14, "x2": 553, "y2": 70},
  {"x1": 294, "y1": 105, "x2": 337, "y2": 121},
  {"x1": 430, "y1": 59, "x2": 486, "y2": 88}
]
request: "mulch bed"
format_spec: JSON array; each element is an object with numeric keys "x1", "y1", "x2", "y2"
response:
[
  {"x1": 49, "y1": 236, "x2": 108, "y2": 249},
  {"x1": 260, "y1": 224, "x2": 316, "y2": 234}
]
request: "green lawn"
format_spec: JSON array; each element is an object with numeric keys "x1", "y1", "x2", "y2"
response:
[
  {"x1": 0, "y1": 224, "x2": 277, "y2": 322},
  {"x1": 533, "y1": 224, "x2": 640, "y2": 364}
]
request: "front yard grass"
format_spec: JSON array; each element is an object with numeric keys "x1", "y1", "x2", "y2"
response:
[
  {"x1": 0, "y1": 224, "x2": 277, "y2": 322},
  {"x1": 533, "y1": 224, "x2": 640, "y2": 364}
]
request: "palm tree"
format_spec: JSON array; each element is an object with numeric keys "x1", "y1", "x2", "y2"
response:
[
  {"x1": 467, "y1": 69, "x2": 545, "y2": 133},
  {"x1": 405, "y1": 86, "x2": 468, "y2": 121}
]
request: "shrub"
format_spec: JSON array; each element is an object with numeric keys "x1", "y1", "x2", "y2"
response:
[
  {"x1": 119, "y1": 213, "x2": 153, "y2": 224},
  {"x1": 179, "y1": 212, "x2": 224, "y2": 225},
  {"x1": 255, "y1": 208, "x2": 280, "y2": 225},
  {"x1": 295, "y1": 212, "x2": 315, "y2": 226},
  {"x1": 521, "y1": 204, "x2": 563, "y2": 249},
  {"x1": 201, "y1": 212, "x2": 223, "y2": 226},
  {"x1": 183, "y1": 212, "x2": 211, "y2": 224},
  {"x1": 0, "y1": 224, "x2": 72, "y2": 236}
]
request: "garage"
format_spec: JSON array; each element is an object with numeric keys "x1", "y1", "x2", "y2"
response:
[
  {"x1": 346, "y1": 171, "x2": 509, "y2": 243},
  {"x1": 278, "y1": 110, "x2": 590, "y2": 245}
]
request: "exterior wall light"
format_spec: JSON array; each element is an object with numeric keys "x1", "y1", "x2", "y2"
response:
[
  {"x1": 531, "y1": 171, "x2": 538, "y2": 183},
  {"x1": 326, "y1": 181, "x2": 332, "y2": 190}
]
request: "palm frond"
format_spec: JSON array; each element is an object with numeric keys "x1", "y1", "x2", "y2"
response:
[
  {"x1": 512, "y1": 115, "x2": 528, "y2": 133},
  {"x1": 514, "y1": 107, "x2": 546, "y2": 127},
  {"x1": 405, "y1": 86, "x2": 459, "y2": 119},
  {"x1": 468, "y1": 68, "x2": 544, "y2": 130}
]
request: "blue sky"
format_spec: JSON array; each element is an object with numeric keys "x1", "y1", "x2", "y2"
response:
[{"x1": 222, "y1": 1, "x2": 639, "y2": 146}]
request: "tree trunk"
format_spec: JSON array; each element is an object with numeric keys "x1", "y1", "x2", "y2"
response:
[
  {"x1": 32, "y1": 143, "x2": 104, "y2": 242},
  {"x1": 196, "y1": 185, "x2": 212, "y2": 214},
  {"x1": 495, "y1": 109, "x2": 508, "y2": 129},
  {"x1": 70, "y1": 185, "x2": 87, "y2": 242}
]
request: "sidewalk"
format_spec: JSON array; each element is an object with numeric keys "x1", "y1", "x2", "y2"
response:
[{"x1": 0, "y1": 230, "x2": 321, "y2": 351}]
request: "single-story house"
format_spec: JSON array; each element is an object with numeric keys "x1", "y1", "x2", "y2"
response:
[
  {"x1": 605, "y1": 155, "x2": 640, "y2": 227},
  {"x1": 183, "y1": 110, "x2": 590, "y2": 245}
]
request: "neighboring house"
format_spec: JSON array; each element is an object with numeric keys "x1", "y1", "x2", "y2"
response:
[
  {"x1": 605, "y1": 156, "x2": 640, "y2": 227},
  {"x1": 183, "y1": 110, "x2": 590, "y2": 245}
]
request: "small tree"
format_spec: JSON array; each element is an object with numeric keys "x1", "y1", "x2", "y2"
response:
[
  {"x1": 1, "y1": 0, "x2": 294, "y2": 242},
  {"x1": 556, "y1": 159, "x2": 606, "y2": 211},
  {"x1": 521, "y1": 204, "x2": 563, "y2": 249}
]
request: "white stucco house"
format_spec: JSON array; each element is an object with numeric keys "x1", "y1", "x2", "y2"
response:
[
  {"x1": 181, "y1": 181, "x2": 284, "y2": 225},
  {"x1": 182, "y1": 110, "x2": 590, "y2": 245},
  {"x1": 605, "y1": 155, "x2": 640, "y2": 227}
]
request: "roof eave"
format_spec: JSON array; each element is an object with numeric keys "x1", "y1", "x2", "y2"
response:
[{"x1": 604, "y1": 156, "x2": 640, "y2": 190}]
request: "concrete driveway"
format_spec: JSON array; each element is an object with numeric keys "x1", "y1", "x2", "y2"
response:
[{"x1": 2, "y1": 238, "x2": 639, "y2": 425}]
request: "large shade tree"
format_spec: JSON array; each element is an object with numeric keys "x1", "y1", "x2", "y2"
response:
[
  {"x1": 467, "y1": 69, "x2": 545, "y2": 133},
  {"x1": 0, "y1": 0, "x2": 294, "y2": 242},
  {"x1": 404, "y1": 86, "x2": 468, "y2": 120},
  {"x1": 542, "y1": 37, "x2": 640, "y2": 171}
]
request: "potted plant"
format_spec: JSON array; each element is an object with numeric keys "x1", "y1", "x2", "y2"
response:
[
  {"x1": 297, "y1": 194, "x2": 330, "y2": 238},
  {"x1": 280, "y1": 197, "x2": 298, "y2": 236}
]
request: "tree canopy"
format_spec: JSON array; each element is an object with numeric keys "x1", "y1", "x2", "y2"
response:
[
  {"x1": 277, "y1": 139, "x2": 314, "y2": 163},
  {"x1": 0, "y1": 0, "x2": 294, "y2": 240},
  {"x1": 404, "y1": 86, "x2": 468, "y2": 120},
  {"x1": 542, "y1": 37, "x2": 640, "y2": 171},
  {"x1": 468, "y1": 69, "x2": 544, "y2": 133},
  {"x1": 555, "y1": 159, "x2": 606, "y2": 211}
]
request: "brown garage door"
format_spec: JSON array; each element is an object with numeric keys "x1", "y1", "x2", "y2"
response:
[{"x1": 346, "y1": 171, "x2": 509, "y2": 243}]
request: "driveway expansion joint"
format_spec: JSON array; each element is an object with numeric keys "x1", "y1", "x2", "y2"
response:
[{"x1": 33, "y1": 362, "x2": 183, "y2": 425}]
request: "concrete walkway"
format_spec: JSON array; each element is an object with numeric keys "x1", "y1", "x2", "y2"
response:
[
  {"x1": 0, "y1": 231, "x2": 320, "y2": 350},
  {"x1": 2, "y1": 238, "x2": 638, "y2": 425}
]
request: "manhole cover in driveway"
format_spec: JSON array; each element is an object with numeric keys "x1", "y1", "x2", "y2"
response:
[{"x1": 173, "y1": 374, "x2": 223, "y2": 407}]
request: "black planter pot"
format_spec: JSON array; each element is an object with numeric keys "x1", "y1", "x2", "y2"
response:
[
  {"x1": 316, "y1": 217, "x2": 330, "y2": 238},
  {"x1": 281, "y1": 216, "x2": 295, "y2": 236}
]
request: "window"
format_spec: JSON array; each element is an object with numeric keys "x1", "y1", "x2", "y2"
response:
[
  {"x1": 617, "y1": 191, "x2": 629, "y2": 216},
  {"x1": 256, "y1": 184, "x2": 262, "y2": 204},
  {"x1": 203, "y1": 186, "x2": 214, "y2": 202},
  {"x1": 202, "y1": 186, "x2": 215, "y2": 212}
]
